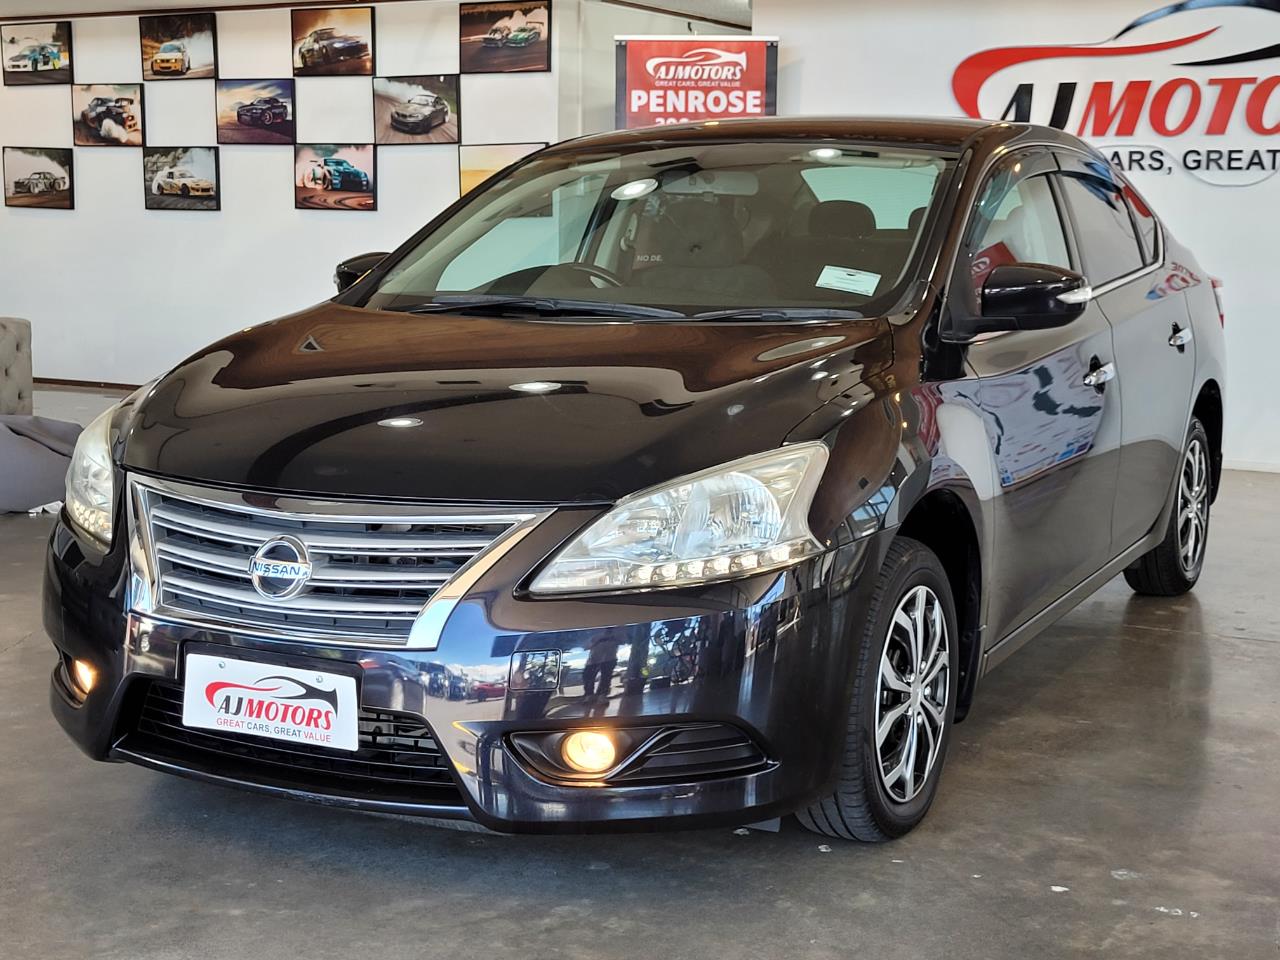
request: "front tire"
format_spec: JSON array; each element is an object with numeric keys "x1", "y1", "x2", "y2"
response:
[
  {"x1": 1124, "y1": 418, "x2": 1211, "y2": 596},
  {"x1": 798, "y1": 537, "x2": 958, "y2": 842}
]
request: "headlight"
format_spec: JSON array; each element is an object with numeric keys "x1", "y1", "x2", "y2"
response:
[
  {"x1": 530, "y1": 442, "x2": 830, "y2": 595},
  {"x1": 65, "y1": 407, "x2": 115, "y2": 545}
]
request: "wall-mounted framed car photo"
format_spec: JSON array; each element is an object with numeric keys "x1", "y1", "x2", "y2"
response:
[
  {"x1": 139, "y1": 12, "x2": 218, "y2": 80},
  {"x1": 459, "y1": 141, "x2": 545, "y2": 194},
  {"x1": 1, "y1": 21, "x2": 73, "y2": 86},
  {"x1": 3, "y1": 147, "x2": 74, "y2": 209},
  {"x1": 292, "y1": 6, "x2": 374, "y2": 77},
  {"x1": 295, "y1": 144, "x2": 376, "y2": 211},
  {"x1": 216, "y1": 78, "x2": 295, "y2": 144},
  {"x1": 460, "y1": 2, "x2": 551, "y2": 74},
  {"x1": 72, "y1": 84, "x2": 145, "y2": 147},
  {"x1": 144, "y1": 146, "x2": 220, "y2": 211},
  {"x1": 374, "y1": 75, "x2": 460, "y2": 145}
]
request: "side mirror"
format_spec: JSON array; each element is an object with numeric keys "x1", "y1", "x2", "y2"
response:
[
  {"x1": 334, "y1": 251, "x2": 389, "y2": 293},
  {"x1": 977, "y1": 263, "x2": 1090, "y2": 333}
]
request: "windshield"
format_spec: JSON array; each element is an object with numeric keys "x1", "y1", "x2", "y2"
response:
[
  {"x1": 361, "y1": 141, "x2": 952, "y2": 317},
  {"x1": 160, "y1": 42, "x2": 182, "y2": 52}
]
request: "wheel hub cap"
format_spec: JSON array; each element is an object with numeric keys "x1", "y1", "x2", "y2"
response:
[
  {"x1": 876, "y1": 585, "x2": 948, "y2": 804},
  {"x1": 1177, "y1": 437, "x2": 1210, "y2": 576}
]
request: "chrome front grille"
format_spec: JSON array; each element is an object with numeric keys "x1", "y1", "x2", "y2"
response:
[{"x1": 128, "y1": 476, "x2": 543, "y2": 647}]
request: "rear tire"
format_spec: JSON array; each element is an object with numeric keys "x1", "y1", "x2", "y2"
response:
[
  {"x1": 1124, "y1": 418, "x2": 1211, "y2": 596},
  {"x1": 797, "y1": 536, "x2": 959, "y2": 842}
]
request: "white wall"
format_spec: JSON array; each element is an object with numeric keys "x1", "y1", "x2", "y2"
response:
[
  {"x1": 0, "y1": 0, "x2": 726, "y2": 387},
  {"x1": 756, "y1": 0, "x2": 1278, "y2": 470}
]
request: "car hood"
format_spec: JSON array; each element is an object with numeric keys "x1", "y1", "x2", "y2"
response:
[{"x1": 122, "y1": 302, "x2": 892, "y2": 503}]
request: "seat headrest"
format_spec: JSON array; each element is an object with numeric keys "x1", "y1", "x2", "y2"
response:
[
  {"x1": 656, "y1": 200, "x2": 744, "y2": 268},
  {"x1": 809, "y1": 200, "x2": 876, "y2": 239},
  {"x1": 908, "y1": 206, "x2": 926, "y2": 231}
]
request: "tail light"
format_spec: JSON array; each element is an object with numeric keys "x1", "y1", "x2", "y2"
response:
[{"x1": 1210, "y1": 276, "x2": 1225, "y2": 327}]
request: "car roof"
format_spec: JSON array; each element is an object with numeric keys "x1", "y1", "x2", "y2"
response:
[{"x1": 546, "y1": 116, "x2": 1089, "y2": 156}]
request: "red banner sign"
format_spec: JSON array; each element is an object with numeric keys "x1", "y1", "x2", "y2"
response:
[{"x1": 615, "y1": 36, "x2": 778, "y2": 129}]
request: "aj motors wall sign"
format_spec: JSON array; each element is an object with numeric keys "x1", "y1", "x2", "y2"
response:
[
  {"x1": 615, "y1": 36, "x2": 778, "y2": 129},
  {"x1": 953, "y1": 0, "x2": 1280, "y2": 186}
]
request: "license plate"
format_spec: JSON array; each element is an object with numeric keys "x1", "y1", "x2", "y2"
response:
[{"x1": 182, "y1": 653, "x2": 359, "y2": 752}]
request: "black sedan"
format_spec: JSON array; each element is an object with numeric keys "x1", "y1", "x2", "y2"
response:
[
  {"x1": 236, "y1": 97, "x2": 289, "y2": 127},
  {"x1": 46, "y1": 117, "x2": 1225, "y2": 840}
]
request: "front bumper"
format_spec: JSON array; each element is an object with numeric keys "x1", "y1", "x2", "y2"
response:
[
  {"x1": 45, "y1": 509, "x2": 884, "y2": 832},
  {"x1": 391, "y1": 114, "x2": 433, "y2": 131},
  {"x1": 152, "y1": 60, "x2": 185, "y2": 72}
]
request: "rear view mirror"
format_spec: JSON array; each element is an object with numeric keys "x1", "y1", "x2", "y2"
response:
[
  {"x1": 660, "y1": 169, "x2": 759, "y2": 197},
  {"x1": 977, "y1": 263, "x2": 1089, "y2": 333},
  {"x1": 334, "y1": 251, "x2": 389, "y2": 293}
]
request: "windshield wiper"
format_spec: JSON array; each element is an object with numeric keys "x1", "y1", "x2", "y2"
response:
[
  {"x1": 390, "y1": 296, "x2": 687, "y2": 320},
  {"x1": 691, "y1": 307, "x2": 866, "y2": 322}
]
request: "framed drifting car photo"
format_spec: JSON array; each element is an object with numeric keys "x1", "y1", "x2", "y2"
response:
[
  {"x1": 1, "y1": 21, "x2": 73, "y2": 86},
  {"x1": 143, "y1": 146, "x2": 220, "y2": 211},
  {"x1": 292, "y1": 7, "x2": 374, "y2": 77},
  {"x1": 139, "y1": 13, "x2": 218, "y2": 81},
  {"x1": 216, "y1": 79, "x2": 295, "y2": 145},
  {"x1": 460, "y1": 2, "x2": 551, "y2": 74},
  {"x1": 3, "y1": 147, "x2": 74, "y2": 209},
  {"x1": 72, "y1": 84, "x2": 145, "y2": 147},
  {"x1": 374, "y1": 75, "x2": 460, "y2": 145},
  {"x1": 459, "y1": 141, "x2": 545, "y2": 194},
  {"x1": 295, "y1": 144, "x2": 376, "y2": 211}
]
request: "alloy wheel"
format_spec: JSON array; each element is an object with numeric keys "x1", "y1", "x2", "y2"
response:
[
  {"x1": 1178, "y1": 437, "x2": 1210, "y2": 576},
  {"x1": 876, "y1": 585, "x2": 948, "y2": 803}
]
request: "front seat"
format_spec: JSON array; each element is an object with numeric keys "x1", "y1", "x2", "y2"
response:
[
  {"x1": 779, "y1": 200, "x2": 879, "y2": 297},
  {"x1": 638, "y1": 200, "x2": 775, "y2": 298}
]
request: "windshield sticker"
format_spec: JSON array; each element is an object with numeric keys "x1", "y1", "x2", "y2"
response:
[{"x1": 816, "y1": 265, "x2": 881, "y2": 296}]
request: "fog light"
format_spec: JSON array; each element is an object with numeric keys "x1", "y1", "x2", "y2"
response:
[
  {"x1": 72, "y1": 659, "x2": 97, "y2": 694},
  {"x1": 561, "y1": 730, "x2": 617, "y2": 774}
]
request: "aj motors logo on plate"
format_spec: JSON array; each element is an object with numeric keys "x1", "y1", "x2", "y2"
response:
[
  {"x1": 182, "y1": 653, "x2": 359, "y2": 750},
  {"x1": 248, "y1": 535, "x2": 313, "y2": 600}
]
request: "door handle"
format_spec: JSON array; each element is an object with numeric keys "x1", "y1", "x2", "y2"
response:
[
  {"x1": 1169, "y1": 324, "x2": 1193, "y2": 350},
  {"x1": 1083, "y1": 359, "x2": 1116, "y2": 391}
]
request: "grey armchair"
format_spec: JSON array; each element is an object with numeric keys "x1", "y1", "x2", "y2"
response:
[{"x1": 0, "y1": 318, "x2": 33, "y2": 416}]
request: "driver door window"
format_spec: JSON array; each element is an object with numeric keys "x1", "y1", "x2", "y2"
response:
[{"x1": 967, "y1": 173, "x2": 1071, "y2": 297}]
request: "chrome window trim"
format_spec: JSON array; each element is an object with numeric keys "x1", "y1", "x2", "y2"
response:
[{"x1": 126, "y1": 474, "x2": 551, "y2": 650}]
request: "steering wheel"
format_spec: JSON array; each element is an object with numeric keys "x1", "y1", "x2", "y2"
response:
[{"x1": 562, "y1": 262, "x2": 623, "y2": 288}]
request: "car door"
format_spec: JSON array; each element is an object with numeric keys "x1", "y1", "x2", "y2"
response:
[
  {"x1": 1054, "y1": 153, "x2": 1195, "y2": 550},
  {"x1": 949, "y1": 148, "x2": 1122, "y2": 641}
]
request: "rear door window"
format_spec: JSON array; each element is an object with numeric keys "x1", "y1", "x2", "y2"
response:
[
  {"x1": 1058, "y1": 174, "x2": 1145, "y2": 284},
  {"x1": 1123, "y1": 184, "x2": 1159, "y2": 265}
]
